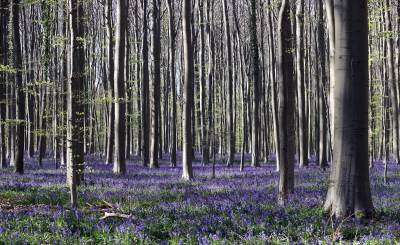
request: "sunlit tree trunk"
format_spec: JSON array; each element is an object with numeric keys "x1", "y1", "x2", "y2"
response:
[
  {"x1": 324, "y1": 0, "x2": 374, "y2": 218},
  {"x1": 182, "y1": 0, "x2": 194, "y2": 180},
  {"x1": 113, "y1": 0, "x2": 127, "y2": 174}
]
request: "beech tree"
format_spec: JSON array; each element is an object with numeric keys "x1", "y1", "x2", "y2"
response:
[
  {"x1": 113, "y1": 0, "x2": 127, "y2": 174},
  {"x1": 249, "y1": 0, "x2": 260, "y2": 168},
  {"x1": 277, "y1": 0, "x2": 295, "y2": 205},
  {"x1": 67, "y1": 0, "x2": 85, "y2": 206},
  {"x1": 182, "y1": 0, "x2": 194, "y2": 180},
  {"x1": 324, "y1": 0, "x2": 374, "y2": 218}
]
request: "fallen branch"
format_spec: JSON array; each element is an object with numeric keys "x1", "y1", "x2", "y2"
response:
[{"x1": 99, "y1": 212, "x2": 132, "y2": 220}]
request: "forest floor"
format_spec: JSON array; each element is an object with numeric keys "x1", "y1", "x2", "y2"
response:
[{"x1": 0, "y1": 154, "x2": 400, "y2": 244}]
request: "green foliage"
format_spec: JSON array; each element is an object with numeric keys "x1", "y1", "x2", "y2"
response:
[{"x1": 0, "y1": 65, "x2": 16, "y2": 74}]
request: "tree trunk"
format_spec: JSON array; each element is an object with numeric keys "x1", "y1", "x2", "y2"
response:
[
  {"x1": 324, "y1": 0, "x2": 374, "y2": 219},
  {"x1": 0, "y1": 0, "x2": 8, "y2": 169},
  {"x1": 150, "y1": 0, "x2": 161, "y2": 169},
  {"x1": 249, "y1": 0, "x2": 260, "y2": 168},
  {"x1": 105, "y1": 0, "x2": 114, "y2": 165},
  {"x1": 67, "y1": 0, "x2": 85, "y2": 207},
  {"x1": 141, "y1": 0, "x2": 150, "y2": 167},
  {"x1": 182, "y1": 0, "x2": 194, "y2": 180},
  {"x1": 113, "y1": 0, "x2": 127, "y2": 174},
  {"x1": 166, "y1": 0, "x2": 177, "y2": 167},
  {"x1": 296, "y1": 0, "x2": 307, "y2": 168},
  {"x1": 277, "y1": 0, "x2": 295, "y2": 205},
  {"x1": 222, "y1": 0, "x2": 234, "y2": 166},
  {"x1": 13, "y1": 0, "x2": 25, "y2": 174}
]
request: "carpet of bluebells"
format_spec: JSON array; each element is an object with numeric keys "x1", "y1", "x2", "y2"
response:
[{"x1": 0, "y1": 153, "x2": 400, "y2": 244}]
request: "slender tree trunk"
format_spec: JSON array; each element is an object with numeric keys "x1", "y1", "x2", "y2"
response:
[
  {"x1": 222, "y1": 0, "x2": 234, "y2": 166},
  {"x1": 182, "y1": 0, "x2": 194, "y2": 180},
  {"x1": 150, "y1": 0, "x2": 161, "y2": 169},
  {"x1": 296, "y1": 0, "x2": 307, "y2": 168},
  {"x1": 317, "y1": 0, "x2": 328, "y2": 169},
  {"x1": 13, "y1": 0, "x2": 24, "y2": 174},
  {"x1": 249, "y1": 0, "x2": 260, "y2": 168},
  {"x1": 141, "y1": 0, "x2": 150, "y2": 167},
  {"x1": 105, "y1": 0, "x2": 114, "y2": 165},
  {"x1": 166, "y1": 0, "x2": 177, "y2": 167},
  {"x1": 113, "y1": 0, "x2": 127, "y2": 174},
  {"x1": 325, "y1": 0, "x2": 335, "y2": 147},
  {"x1": 0, "y1": 0, "x2": 8, "y2": 169}
]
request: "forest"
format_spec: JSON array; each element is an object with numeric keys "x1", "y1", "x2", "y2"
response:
[{"x1": 0, "y1": 0, "x2": 400, "y2": 243}]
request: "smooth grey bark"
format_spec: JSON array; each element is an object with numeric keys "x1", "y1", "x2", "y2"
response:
[
  {"x1": 222, "y1": 0, "x2": 234, "y2": 166},
  {"x1": 113, "y1": 0, "x2": 127, "y2": 174},
  {"x1": 266, "y1": 0, "x2": 280, "y2": 172},
  {"x1": 199, "y1": 0, "x2": 208, "y2": 165},
  {"x1": 105, "y1": 0, "x2": 114, "y2": 165},
  {"x1": 324, "y1": 0, "x2": 374, "y2": 218},
  {"x1": 325, "y1": 0, "x2": 335, "y2": 145},
  {"x1": 206, "y1": 0, "x2": 214, "y2": 167},
  {"x1": 277, "y1": 0, "x2": 295, "y2": 205},
  {"x1": 182, "y1": 0, "x2": 194, "y2": 181},
  {"x1": 150, "y1": 0, "x2": 161, "y2": 169},
  {"x1": 384, "y1": 0, "x2": 399, "y2": 164},
  {"x1": 67, "y1": 0, "x2": 85, "y2": 207},
  {"x1": 296, "y1": 0, "x2": 307, "y2": 168},
  {"x1": 166, "y1": 0, "x2": 177, "y2": 167}
]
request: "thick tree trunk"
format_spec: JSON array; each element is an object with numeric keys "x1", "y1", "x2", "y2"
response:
[
  {"x1": 277, "y1": 0, "x2": 295, "y2": 205},
  {"x1": 324, "y1": 0, "x2": 374, "y2": 218},
  {"x1": 67, "y1": 0, "x2": 85, "y2": 207}
]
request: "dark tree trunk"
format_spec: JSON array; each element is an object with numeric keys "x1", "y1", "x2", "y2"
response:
[
  {"x1": 249, "y1": 0, "x2": 260, "y2": 168},
  {"x1": 141, "y1": 0, "x2": 150, "y2": 167},
  {"x1": 0, "y1": 0, "x2": 8, "y2": 169},
  {"x1": 67, "y1": 0, "x2": 85, "y2": 207},
  {"x1": 150, "y1": 0, "x2": 161, "y2": 169},
  {"x1": 13, "y1": 0, "x2": 25, "y2": 174},
  {"x1": 277, "y1": 0, "x2": 295, "y2": 205}
]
